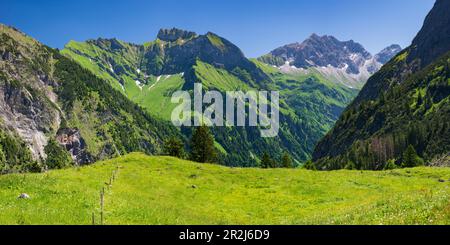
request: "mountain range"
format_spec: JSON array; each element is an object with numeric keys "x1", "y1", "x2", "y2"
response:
[
  {"x1": 2, "y1": 9, "x2": 431, "y2": 171},
  {"x1": 59, "y1": 28, "x2": 398, "y2": 166},
  {"x1": 258, "y1": 34, "x2": 401, "y2": 89}
]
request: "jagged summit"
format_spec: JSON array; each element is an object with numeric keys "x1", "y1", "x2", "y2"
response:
[
  {"x1": 263, "y1": 34, "x2": 373, "y2": 74},
  {"x1": 157, "y1": 28, "x2": 197, "y2": 42},
  {"x1": 258, "y1": 34, "x2": 401, "y2": 89}
]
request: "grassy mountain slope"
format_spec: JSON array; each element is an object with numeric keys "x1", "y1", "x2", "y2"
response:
[{"x1": 1, "y1": 153, "x2": 450, "y2": 224}]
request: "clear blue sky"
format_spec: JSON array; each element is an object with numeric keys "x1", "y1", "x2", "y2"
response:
[{"x1": 1, "y1": 0, "x2": 435, "y2": 57}]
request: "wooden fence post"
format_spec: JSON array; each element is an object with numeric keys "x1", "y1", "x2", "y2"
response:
[{"x1": 100, "y1": 187, "x2": 104, "y2": 225}]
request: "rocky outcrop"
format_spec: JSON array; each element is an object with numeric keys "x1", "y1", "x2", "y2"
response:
[{"x1": 56, "y1": 128, "x2": 93, "y2": 165}]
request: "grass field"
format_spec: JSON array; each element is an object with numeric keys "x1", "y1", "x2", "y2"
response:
[{"x1": 1, "y1": 153, "x2": 450, "y2": 225}]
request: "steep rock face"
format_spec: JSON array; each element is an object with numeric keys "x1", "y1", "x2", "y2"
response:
[
  {"x1": 0, "y1": 25, "x2": 61, "y2": 159},
  {"x1": 407, "y1": 0, "x2": 450, "y2": 68},
  {"x1": 312, "y1": 0, "x2": 450, "y2": 170}
]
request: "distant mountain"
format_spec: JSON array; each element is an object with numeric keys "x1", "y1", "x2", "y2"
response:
[
  {"x1": 0, "y1": 24, "x2": 180, "y2": 172},
  {"x1": 374, "y1": 44, "x2": 403, "y2": 64},
  {"x1": 258, "y1": 34, "x2": 401, "y2": 89},
  {"x1": 62, "y1": 28, "x2": 360, "y2": 166},
  {"x1": 312, "y1": 0, "x2": 450, "y2": 170}
]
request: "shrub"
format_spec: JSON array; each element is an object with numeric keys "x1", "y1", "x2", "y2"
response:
[
  {"x1": 303, "y1": 160, "x2": 317, "y2": 170},
  {"x1": 383, "y1": 159, "x2": 398, "y2": 170}
]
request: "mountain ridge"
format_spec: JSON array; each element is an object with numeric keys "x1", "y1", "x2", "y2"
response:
[
  {"x1": 312, "y1": 0, "x2": 450, "y2": 170},
  {"x1": 258, "y1": 34, "x2": 401, "y2": 89},
  {"x1": 0, "y1": 23, "x2": 181, "y2": 172}
]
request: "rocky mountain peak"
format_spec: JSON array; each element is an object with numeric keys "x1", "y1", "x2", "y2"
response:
[
  {"x1": 265, "y1": 34, "x2": 374, "y2": 74},
  {"x1": 374, "y1": 44, "x2": 402, "y2": 64},
  {"x1": 157, "y1": 28, "x2": 197, "y2": 42}
]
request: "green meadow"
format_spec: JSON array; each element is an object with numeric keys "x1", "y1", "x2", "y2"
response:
[{"x1": 1, "y1": 153, "x2": 450, "y2": 225}]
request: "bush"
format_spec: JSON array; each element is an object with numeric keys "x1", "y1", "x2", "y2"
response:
[
  {"x1": 344, "y1": 161, "x2": 357, "y2": 170},
  {"x1": 303, "y1": 160, "x2": 317, "y2": 170},
  {"x1": 383, "y1": 159, "x2": 399, "y2": 170}
]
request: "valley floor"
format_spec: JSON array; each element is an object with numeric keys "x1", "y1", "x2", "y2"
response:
[{"x1": 1, "y1": 153, "x2": 450, "y2": 225}]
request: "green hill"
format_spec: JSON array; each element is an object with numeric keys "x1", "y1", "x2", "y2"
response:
[{"x1": 1, "y1": 152, "x2": 450, "y2": 225}]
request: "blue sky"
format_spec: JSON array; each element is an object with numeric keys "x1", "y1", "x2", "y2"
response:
[{"x1": 1, "y1": 0, "x2": 435, "y2": 57}]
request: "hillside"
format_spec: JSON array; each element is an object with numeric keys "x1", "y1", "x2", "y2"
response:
[
  {"x1": 312, "y1": 0, "x2": 450, "y2": 170},
  {"x1": 0, "y1": 24, "x2": 181, "y2": 173},
  {"x1": 61, "y1": 29, "x2": 364, "y2": 165},
  {"x1": 1, "y1": 153, "x2": 450, "y2": 224}
]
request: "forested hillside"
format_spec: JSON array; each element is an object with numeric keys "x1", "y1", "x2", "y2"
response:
[{"x1": 313, "y1": 0, "x2": 450, "y2": 170}]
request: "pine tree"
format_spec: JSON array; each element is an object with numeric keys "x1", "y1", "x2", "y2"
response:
[
  {"x1": 260, "y1": 152, "x2": 273, "y2": 169},
  {"x1": 281, "y1": 152, "x2": 293, "y2": 168},
  {"x1": 402, "y1": 145, "x2": 424, "y2": 168},
  {"x1": 164, "y1": 137, "x2": 185, "y2": 158},
  {"x1": 190, "y1": 125, "x2": 217, "y2": 163}
]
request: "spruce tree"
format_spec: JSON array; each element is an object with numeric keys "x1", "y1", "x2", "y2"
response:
[
  {"x1": 260, "y1": 152, "x2": 272, "y2": 169},
  {"x1": 164, "y1": 137, "x2": 185, "y2": 158},
  {"x1": 190, "y1": 125, "x2": 217, "y2": 163},
  {"x1": 281, "y1": 152, "x2": 293, "y2": 168},
  {"x1": 402, "y1": 145, "x2": 424, "y2": 168}
]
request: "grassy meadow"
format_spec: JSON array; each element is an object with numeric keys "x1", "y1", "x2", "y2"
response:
[{"x1": 1, "y1": 153, "x2": 450, "y2": 225}]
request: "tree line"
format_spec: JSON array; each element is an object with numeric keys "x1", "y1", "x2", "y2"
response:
[{"x1": 164, "y1": 125, "x2": 295, "y2": 168}]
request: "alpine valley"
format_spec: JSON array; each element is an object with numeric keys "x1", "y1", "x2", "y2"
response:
[
  {"x1": 59, "y1": 28, "x2": 399, "y2": 167},
  {"x1": 0, "y1": 0, "x2": 450, "y2": 226}
]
